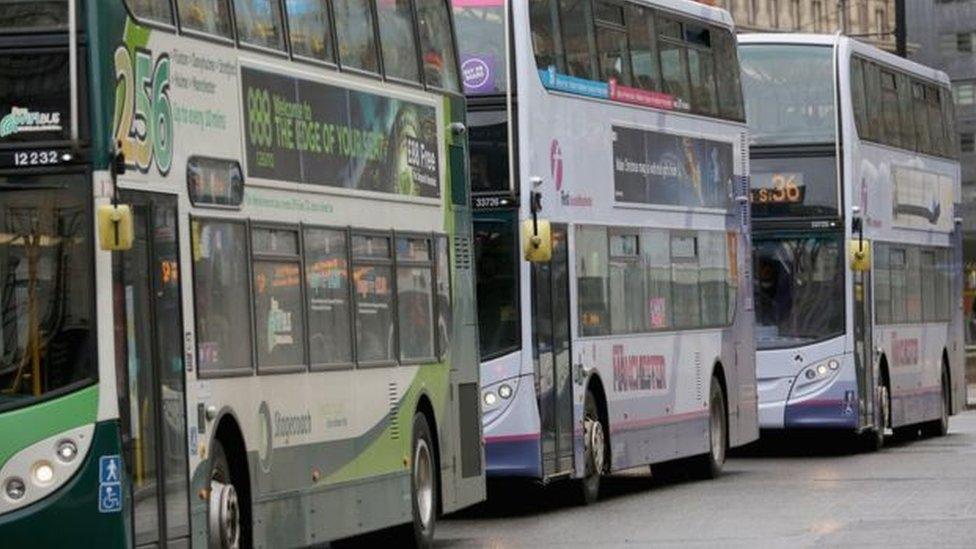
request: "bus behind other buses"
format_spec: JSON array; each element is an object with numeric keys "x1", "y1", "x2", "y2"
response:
[{"x1": 739, "y1": 34, "x2": 965, "y2": 448}]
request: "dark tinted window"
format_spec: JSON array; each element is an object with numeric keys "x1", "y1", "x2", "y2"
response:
[
  {"x1": 474, "y1": 214, "x2": 520, "y2": 359},
  {"x1": 754, "y1": 233, "x2": 845, "y2": 349},
  {"x1": 0, "y1": 181, "x2": 94, "y2": 413},
  {"x1": 468, "y1": 110, "x2": 511, "y2": 194}
]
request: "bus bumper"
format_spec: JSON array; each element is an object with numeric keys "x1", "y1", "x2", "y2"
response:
[
  {"x1": 759, "y1": 375, "x2": 860, "y2": 430},
  {"x1": 482, "y1": 373, "x2": 542, "y2": 478},
  {"x1": 0, "y1": 421, "x2": 128, "y2": 548}
]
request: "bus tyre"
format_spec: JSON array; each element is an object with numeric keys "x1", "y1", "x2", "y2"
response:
[
  {"x1": 208, "y1": 439, "x2": 241, "y2": 549},
  {"x1": 578, "y1": 390, "x2": 606, "y2": 505},
  {"x1": 924, "y1": 369, "x2": 950, "y2": 438},
  {"x1": 405, "y1": 412, "x2": 438, "y2": 548},
  {"x1": 691, "y1": 378, "x2": 726, "y2": 480},
  {"x1": 860, "y1": 384, "x2": 888, "y2": 453}
]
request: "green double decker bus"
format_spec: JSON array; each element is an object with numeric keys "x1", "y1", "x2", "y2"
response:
[{"x1": 0, "y1": 0, "x2": 483, "y2": 547}]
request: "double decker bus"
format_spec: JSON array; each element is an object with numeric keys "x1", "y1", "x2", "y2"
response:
[
  {"x1": 454, "y1": 0, "x2": 758, "y2": 502},
  {"x1": 0, "y1": 0, "x2": 483, "y2": 546},
  {"x1": 739, "y1": 34, "x2": 965, "y2": 449}
]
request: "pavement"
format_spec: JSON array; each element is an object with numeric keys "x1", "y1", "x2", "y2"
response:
[{"x1": 428, "y1": 411, "x2": 976, "y2": 548}]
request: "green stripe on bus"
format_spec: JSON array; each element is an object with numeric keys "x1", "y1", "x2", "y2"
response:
[
  {"x1": 324, "y1": 363, "x2": 451, "y2": 484},
  {"x1": 0, "y1": 385, "x2": 99, "y2": 467}
]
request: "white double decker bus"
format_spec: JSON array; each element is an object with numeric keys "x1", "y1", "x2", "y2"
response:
[
  {"x1": 739, "y1": 34, "x2": 965, "y2": 448},
  {"x1": 454, "y1": 0, "x2": 758, "y2": 501}
]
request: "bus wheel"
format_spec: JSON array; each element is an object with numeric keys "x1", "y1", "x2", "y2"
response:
[
  {"x1": 405, "y1": 412, "x2": 438, "y2": 548},
  {"x1": 924, "y1": 369, "x2": 950, "y2": 438},
  {"x1": 691, "y1": 377, "x2": 726, "y2": 480},
  {"x1": 578, "y1": 390, "x2": 605, "y2": 505},
  {"x1": 208, "y1": 439, "x2": 241, "y2": 549}
]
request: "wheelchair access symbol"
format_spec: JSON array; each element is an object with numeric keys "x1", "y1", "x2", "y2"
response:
[{"x1": 98, "y1": 455, "x2": 122, "y2": 513}]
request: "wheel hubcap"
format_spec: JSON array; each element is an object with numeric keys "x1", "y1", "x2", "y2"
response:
[
  {"x1": 414, "y1": 439, "x2": 434, "y2": 530},
  {"x1": 208, "y1": 479, "x2": 240, "y2": 549},
  {"x1": 585, "y1": 416, "x2": 605, "y2": 475}
]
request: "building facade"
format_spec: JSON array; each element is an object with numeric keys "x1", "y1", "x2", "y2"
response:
[
  {"x1": 906, "y1": 0, "x2": 976, "y2": 353},
  {"x1": 707, "y1": 0, "x2": 897, "y2": 51}
]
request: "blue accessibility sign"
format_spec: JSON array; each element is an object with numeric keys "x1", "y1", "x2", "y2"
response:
[
  {"x1": 98, "y1": 455, "x2": 123, "y2": 514},
  {"x1": 99, "y1": 455, "x2": 122, "y2": 484},
  {"x1": 98, "y1": 483, "x2": 122, "y2": 513}
]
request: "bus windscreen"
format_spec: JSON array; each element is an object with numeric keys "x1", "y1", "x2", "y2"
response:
[
  {"x1": 739, "y1": 44, "x2": 836, "y2": 146},
  {"x1": 753, "y1": 233, "x2": 845, "y2": 349}
]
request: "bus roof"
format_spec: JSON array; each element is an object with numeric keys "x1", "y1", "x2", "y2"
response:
[
  {"x1": 635, "y1": 0, "x2": 735, "y2": 30},
  {"x1": 738, "y1": 33, "x2": 951, "y2": 87}
]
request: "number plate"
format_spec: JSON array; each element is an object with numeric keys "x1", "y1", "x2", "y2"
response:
[{"x1": 0, "y1": 149, "x2": 64, "y2": 168}]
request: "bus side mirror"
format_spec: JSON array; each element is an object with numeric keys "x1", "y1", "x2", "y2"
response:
[
  {"x1": 850, "y1": 239, "x2": 871, "y2": 272},
  {"x1": 522, "y1": 219, "x2": 552, "y2": 263},
  {"x1": 98, "y1": 204, "x2": 134, "y2": 251}
]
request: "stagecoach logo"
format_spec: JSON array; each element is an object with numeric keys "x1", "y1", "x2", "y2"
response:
[{"x1": 0, "y1": 106, "x2": 62, "y2": 138}]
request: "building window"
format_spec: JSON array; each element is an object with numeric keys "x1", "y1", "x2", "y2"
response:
[
  {"x1": 875, "y1": 6, "x2": 887, "y2": 36},
  {"x1": 961, "y1": 132, "x2": 975, "y2": 153},
  {"x1": 955, "y1": 81, "x2": 975, "y2": 106},
  {"x1": 959, "y1": 32, "x2": 974, "y2": 53}
]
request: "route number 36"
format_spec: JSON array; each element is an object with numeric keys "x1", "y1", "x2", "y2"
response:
[{"x1": 113, "y1": 46, "x2": 173, "y2": 175}]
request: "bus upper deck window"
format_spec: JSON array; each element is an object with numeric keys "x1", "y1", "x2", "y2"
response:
[
  {"x1": 234, "y1": 0, "x2": 286, "y2": 50},
  {"x1": 333, "y1": 0, "x2": 381, "y2": 73},
  {"x1": 177, "y1": 0, "x2": 233, "y2": 38},
  {"x1": 285, "y1": 0, "x2": 335, "y2": 62},
  {"x1": 375, "y1": 0, "x2": 422, "y2": 83},
  {"x1": 128, "y1": 0, "x2": 174, "y2": 25},
  {"x1": 417, "y1": 0, "x2": 460, "y2": 91}
]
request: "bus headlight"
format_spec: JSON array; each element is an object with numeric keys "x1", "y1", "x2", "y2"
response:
[
  {"x1": 4, "y1": 477, "x2": 26, "y2": 500},
  {"x1": 32, "y1": 461, "x2": 55, "y2": 486},
  {"x1": 56, "y1": 440, "x2": 78, "y2": 463},
  {"x1": 484, "y1": 391, "x2": 498, "y2": 407},
  {"x1": 792, "y1": 358, "x2": 843, "y2": 400},
  {"x1": 498, "y1": 384, "x2": 513, "y2": 399}
]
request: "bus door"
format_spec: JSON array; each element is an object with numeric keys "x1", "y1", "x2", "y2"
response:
[
  {"x1": 532, "y1": 225, "x2": 574, "y2": 477},
  {"x1": 114, "y1": 191, "x2": 191, "y2": 548},
  {"x1": 853, "y1": 242, "x2": 875, "y2": 429}
]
